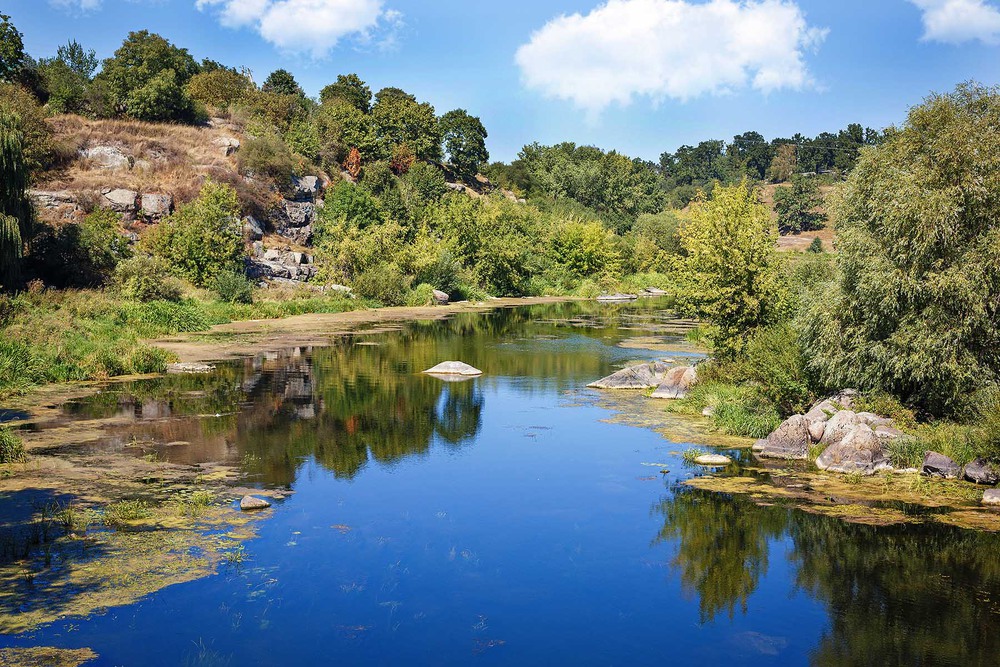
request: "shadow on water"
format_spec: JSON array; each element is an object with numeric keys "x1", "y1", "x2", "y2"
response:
[{"x1": 655, "y1": 485, "x2": 1000, "y2": 665}]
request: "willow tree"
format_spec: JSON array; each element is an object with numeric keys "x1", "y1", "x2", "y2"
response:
[
  {"x1": 0, "y1": 111, "x2": 32, "y2": 289},
  {"x1": 804, "y1": 83, "x2": 1000, "y2": 416}
]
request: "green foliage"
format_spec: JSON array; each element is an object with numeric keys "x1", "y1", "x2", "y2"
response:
[
  {"x1": 315, "y1": 99, "x2": 376, "y2": 163},
  {"x1": 284, "y1": 120, "x2": 321, "y2": 163},
  {"x1": 774, "y1": 175, "x2": 826, "y2": 233},
  {"x1": 0, "y1": 110, "x2": 32, "y2": 290},
  {"x1": 237, "y1": 135, "x2": 295, "y2": 183},
  {"x1": 352, "y1": 262, "x2": 411, "y2": 306},
  {"x1": 318, "y1": 181, "x2": 383, "y2": 230},
  {"x1": 239, "y1": 89, "x2": 309, "y2": 135},
  {"x1": 0, "y1": 83, "x2": 53, "y2": 174},
  {"x1": 674, "y1": 181, "x2": 787, "y2": 358},
  {"x1": 29, "y1": 209, "x2": 131, "y2": 287},
  {"x1": 712, "y1": 390, "x2": 782, "y2": 439},
  {"x1": 803, "y1": 83, "x2": 1000, "y2": 417},
  {"x1": 97, "y1": 30, "x2": 200, "y2": 121},
  {"x1": 261, "y1": 69, "x2": 303, "y2": 97},
  {"x1": 439, "y1": 109, "x2": 489, "y2": 179},
  {"x1": 210, "y1": 270, "x2": 254, "y2": 305},
  {"x1": 371, "y1": 92, "x2": 441, "y2": 162},
  {"x1": 102, "y1": 499, "x2": 151, "y2": 528},
  {"x1": 145, "y1": 181, "x2": 243, "y2": 286},
  {"x1": 38, "y1": 40, "x2": 98, "y2": 115},
  {"x1": 125, "y1": 68, "x2": 202, "y2": 123},
  {"x1": 406, "y1": 283, "x2": 437, "y2": 306},
  {"x1": 807, "y1": 237, "x2": 823, "y2": 253},
  {"x1": 0, "y1": 427, "x2": 25, "y2": 464},
  {"x1": 549, "y1": 220, "x2": 621, "y2": 279},
  {"x1": 733, "y1": 323, "x2": 812, "y2": 415},
  {"x1": 402, "y1": 162, "x2": 447, "y2": 205},
  {"x1": 113, "y1": 255, "x2": 183, "y2": 302},
  {"x1": 185, "y1": 68, "x2": 252, "y2": 109},
  {"x1": 320, "y1": 74, "x2": 371, "y2": 113},
  {"x1": 0, "y1": 14, "x2": 24, "y2": 83},
  {"x1": 622, "y1": 211, "x2": 682, "y2": 274},
  {"x1": 0, "y1": 338, "x2": 43, "y2": 396}
]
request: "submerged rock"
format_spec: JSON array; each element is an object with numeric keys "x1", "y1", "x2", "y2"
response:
[
  {"x1": 596, "y1": 293, "x2": 638, "y2": 302},
  {"x1": 923, "y1": 451, "x2": 962, "y2": 479},
  {"x1": 964, "y1": 458, "x2": 1000, "y2": 485},
  {"x1": 983, "y1": 489, "x2": 1000, "y2": 506},
  {"x1": 423, "y1": 361, "x2": 483, "y2": 376},
  {"x1": 694, "y1": 454, "x2": 732, "y2": 466},
  {"x1": 167, "y1": 362, "x2": 216, "y2": 374},
  {"x1": 815, "y1": 424, "x2": 890, "y2": 475},
  {"x1": 239, "y1": 495, "x2": 271, "y2": 511},
  {"x1": 588, "y1": 362, "x2": 672, "y2": 390},
  {"x1": 650, "y1": 366, "x2": 697, "y2": 399},
  {"x1": 757, "y1": 415, "x2": 812, "y2": 460}
]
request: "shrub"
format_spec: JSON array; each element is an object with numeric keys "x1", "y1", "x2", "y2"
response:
[
  {"x1": 124, "y1": 345, "x2": 171, "y2": 374},
  {"x1": 352, "y1": 263, "x2": 411, "y2": 306},
  {"x1": 405, "y1": 283, "x2": 436, "y2": 306},
  {"x1": 403, "y1": 162, "x2": 447, "y2": 204},
  {"x1": 0, "y1": 427, "x2": 26, "y2": 463},
  {"x1": 113, "y1": 255, "x2": 183, "y2": 302},
  {"x1": 318, "y1": 181, "x2": 383, "y2": 230},
  {"x1": 210, "y1": 269, "x2": 254, "y2": 304},
  {"x1": 712, "y1": 391, "x2": 782, "y2": 439},
  {"x1": 124, "y1": 68, "x2": 201, "y2": 123},
  {"x1": 807, "y1": 237, "x2": 823, "y2": 253},
  {"x1": 0, "y1": 83, "x2": 52, "y2": 173},
  {"x1": 735, "y1": 323, "x2": 812, "y2": 416},
  {"x1": 144, "y1": 180, "x2": 243, "y2": 287},
  {"x1": 237, "y1": 135, "x2": 296, "y2": 184}
]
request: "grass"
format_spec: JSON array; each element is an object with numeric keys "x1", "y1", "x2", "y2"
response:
[
  {"x1": 682, "y1": 448, "x2": 706, "y2": 463},
  {"x1": 0, "y1": 287, "x2": 357, "y2": 399},
  {"x1": 669, "y1": 381, "x2": 781, "y2": 439},
  {"x1": 0, "y1": 428, "x2": 26, "y2": 464},
  {"x1": 102, "y1": 499, "x2": 152, "y2": 528}
]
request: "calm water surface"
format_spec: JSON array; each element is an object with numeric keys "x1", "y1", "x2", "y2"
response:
[{"x1": 3, "y1": 301, "x2": 1000, "y2": 666}]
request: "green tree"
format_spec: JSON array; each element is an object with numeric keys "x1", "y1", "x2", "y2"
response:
[
  {"x1": 145, "y1": 180, "x2": 243, "y2": 286},
  {"x1": 0, "y1": 14, "x2": 24, "y2": 83},
  {"x1": 262, "y1": 69, "x2": 303, "y2": 97},
  {"x1": 39, "y1": 40, "x2": 98, "y2": 115},
  {"x1": 0, "y1": 111, "x2": 32, "y2": 289},
  {"x1": 185, "y1": 68, "x2": 253, "y2": 109},
  {"x1": 0, "y1": 83, "x2": 52, "y2": 174},
  {"x1": 97, "y1": 31, "x2": 200, "y2": 121},
  {"x1": 371, "y1": 93, "x2": 441, "y2": 162},
  {"x1": 320, "y1": 74, "x2": 371, "y2": 112},
  {"x1": 804, "y1": 83, "x2": 1000, "y2": 416},
  {"x1": 675, "y1": 181, "x2": 787, "y2": 358},
  {"x1": 439, "y1": 109, "x2": 489, "y2": 180},
  {"x1": 767, "y1": 142, "x2": 797, "y2": 182},
  {"x1": 773, "y1": 175, "x2": 826, "y2": 233}
]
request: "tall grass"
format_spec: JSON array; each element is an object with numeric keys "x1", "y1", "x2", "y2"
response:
[{"x1": 0, "y1": 428, "x2": 26, "y2": 464}]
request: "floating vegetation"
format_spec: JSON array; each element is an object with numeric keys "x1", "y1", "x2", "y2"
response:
[
  {"x1": 0, "y1": 646, "x2": 98, "y2": 667},
  {"x1": 102, "y1": 500, "x2": 151, "y2": 528}
]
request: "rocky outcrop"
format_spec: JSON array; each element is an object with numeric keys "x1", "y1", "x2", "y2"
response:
[
  {"x1": 964, "y1": 458, "x2": 999, "y2": 485},
  {"x1": 819, "y1": 410, "x2": 863, "y2": 448},
  {"x1": 757, "y1": 415, "x2": 812, "y2": 460},
  {"x1": 167, "y1": 362, "x2": 216, "y2": 374},
  {"x1": 589, "y1": 362, "x2": 673, "y2": 390},
  {"x1": 291, "y1": 175, "x2": 321, "y2": 201},
  {"x1": 140, "y1": 193, "x2": 173, "y2": 219},
  {"x1": 243, "y1": 216, "x2": 265, "y2": 241},
  {"x1": 650, "y1": 366, "x2": 697, "y2": 399},
  {"x1": 248, "y1": 245, "x2": 318, "y2": 283},
  {"x1": 213, "y1": 136, "x2": 240, "y2": 157},
  {"x1": 102, "y1": 188, "x2": 139, "y2": 216},
  {"x1": 81, "y1": 145, "x2": 131, "y2": 170},
  {"x1": 922, "y1": 451, "x2": 962, "y2": 479},
  {"x1": 815, "y1": 424, "x2": 891, "y2": 475}
]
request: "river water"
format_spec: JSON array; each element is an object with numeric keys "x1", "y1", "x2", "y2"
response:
[{"x1": 2, "y1": 300, "x2": 1000, "y2": 666}]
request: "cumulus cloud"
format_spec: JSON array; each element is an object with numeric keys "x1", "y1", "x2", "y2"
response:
[
  {"x1": 910, "y1": 0, "x2": 1000, "y2": 44},
  {"x1": 195, "y1": 0, "x2": 401, "y2": 57},
  {"x1": 515, "y1": 0, "x2": 827, "y2": 115},
  {"x1": 49, "y1": 0, "x2": 103, "y2": 11}
]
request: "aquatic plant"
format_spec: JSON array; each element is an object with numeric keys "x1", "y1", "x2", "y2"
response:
[
  {"x1": 0, "y1": 427, "x2": 26, "y2": 464},
  {"x1": 102, "y1": 499, "x2": 151, "y2": 528}
]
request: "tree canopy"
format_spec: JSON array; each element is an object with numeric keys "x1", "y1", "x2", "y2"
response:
[{"x1": 439, "y1": 109, "x2": 489, "y2": 179}]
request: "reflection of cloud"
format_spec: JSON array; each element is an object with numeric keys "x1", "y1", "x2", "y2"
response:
[
  {"x1": 195, "y1": 0, "x2": 403, "y2": 58},
  {"x1": 515, "y1": 0, "x2": 827, "y2": 116},
  {"x1": 909, "y1": 0, "x2": 1000, "y2": 44}
]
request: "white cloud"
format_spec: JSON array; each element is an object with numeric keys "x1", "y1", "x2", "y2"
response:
[
  {"x1": 515, "y1": 0, "x2": 827, "y2": 115},
  {"x1": 195, "y1": 0, "x2": 400, "y2": 57},
  {"x1": 49, "y1": 0, "x2": 103, "y2": 11},
  {"x1": 910, "y1": 0, "x2": 1000, "y2": 44}
]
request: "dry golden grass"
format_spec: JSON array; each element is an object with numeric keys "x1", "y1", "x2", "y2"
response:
[{"x1": 38, "y1": 115, "x2": 243, "y2": 202}]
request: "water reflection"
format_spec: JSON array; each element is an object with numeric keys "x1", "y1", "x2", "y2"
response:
[{"x1": 655, "y1": 487, "x2": 1000, "y2": 664}]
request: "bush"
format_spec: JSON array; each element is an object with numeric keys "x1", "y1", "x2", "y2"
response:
[
  {"x1": 0, "y1": 83, "x2": 52, "y2": 173},
  {"x1": 712, "y1": 390, "x2": 782, "y2": 438},
  {"x1": 125, "y1": 68, "x2": 201, "y2": 123},
  {"x1": 405, "y1": 283, "x2": 436, "y2": 306},
  {"x1": 735, "y1": 323, "x2": 812, "y2": 415},
  {"x1": 237, "y1": 135, "x2": 296, "y2": 184},
  {"x1": 113, "y1": 255, "x2": 183, "y2": 302},
  {"x1": 144, "y1": 180, "x2": 243, "y2": 287},
  {"x1": 0, "y1": 427, "x2": 26, "y2": 464},
  {"x1": 402, "y1": 162, "x2": 447, "y2": 204},
  {"x1": 352, "y1": 263, "x2": 411, "y2": 306},
  {"x1": 185, "y1": 69, "x2": 252, "y2": 109},
  {"x1": 807, "y1": 237, "x2": 823, "y2": 253},
  {"x1": 210, "y1": 270, "x2": 254, "y2": 304}
]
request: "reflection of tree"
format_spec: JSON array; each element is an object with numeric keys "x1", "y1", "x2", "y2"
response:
[
  {"x1": 653, "y1": 488, "x2": 786, "y2": 622},
  {"x1": 435, "y1": 382, "x2": 484, "y2": 444},
  {"x1": 653, "y1": 487, "x2": 1000, "y2": 664}
]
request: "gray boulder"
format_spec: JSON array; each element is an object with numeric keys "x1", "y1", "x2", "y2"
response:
[
  {"x1": 432, "y1": 289, "x2": 449, "y2": 305},
  {"x1": 424, "y1": 361, "x2": 483, "y2": 376},
  {"x1": 757, "y1": 415, "x2": 812, "y2": 460},
  {"x1": 815, "y1": 424, "x2": 890, "y2": 475},
  {"x1": 922, "y1": 451, "x2": 962, "y2": 479},
  {"x1": 649, "y1": 366, "x2": 697, "y2": 399},
  {"x1": 291, "y1": 175, "x2": 321, "y2": 201},
  {"x1": 808, "y1": 420, "x2": 826, "y2": 443},
  {"x1": 29, "y1": 189, "x2": 77, "y2": 209},
  {"x1": 239, "y1": 495, "x2": 271, "y2": 511},
  {"x1": 81, "y1": 145, "x2": 131, "y2": 170},
  {"x1": 243, "y1": 216, "x2": 265, "y2": 241},
  {"x1": 983, "y1": 489, "x2": 1000, "y2": 506},
  {"x1": 141, "y1": 193, "x2": 173, "y2": 219},
  {"x1": 589, "y1": 362, "x2": 672, "y2": 390},
  {"x1": 964, "y1": 458, "x2": 999, "y2": 485},
  {"x1": 102, "y1": 188, "x2": 139, "y2": 213},
  {"x1": 283, "y1": 201, "x2": 315, "y2": 227},
  {"x1": 820, "y1": 410, "x2": 862, "y2": 448},
  {"x1": 213, "y1": 136, "x2": 240, "y2": 156}
]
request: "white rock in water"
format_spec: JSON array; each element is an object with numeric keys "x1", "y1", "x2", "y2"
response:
[
  {"x1": 423, "y1": 361, "x2": 483, "y2": 376},
  {"x1": 694, "y1": 454, "x2": 732, "y2": 466},
  {"x1": 239, "y1": 495, "x2": 271, "y2": 511},
  {"x1": 167, "y1": 362, "x2": 216, "y2": 374}
]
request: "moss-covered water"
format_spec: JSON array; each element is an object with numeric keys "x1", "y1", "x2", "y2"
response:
[{"x1": 1, "y1": 300, "x2": 999, "y2": 665}]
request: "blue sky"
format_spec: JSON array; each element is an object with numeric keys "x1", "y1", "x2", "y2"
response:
[{"x1": 7, "y1": 0, "x2": 1000, "y2": 162}]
